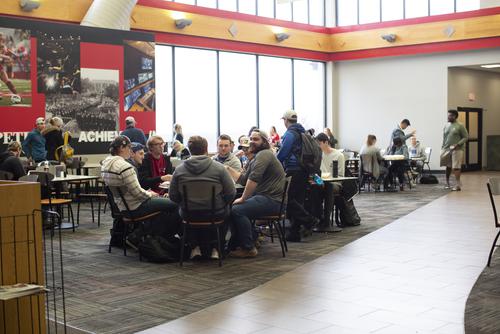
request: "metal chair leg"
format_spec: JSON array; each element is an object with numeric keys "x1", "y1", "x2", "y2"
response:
[
  {"x1": 179, "y1": 224, "x2": 186, "y2": 267},
  {"x1": 216, "y1": 226, "x2": 222, "y2": 267},
  {"x1": 273, "y1": 221, "x2": 286, "y2": 257},
  {"x1": 487, "y1": 229, "x2": 500, "y2": 267}
]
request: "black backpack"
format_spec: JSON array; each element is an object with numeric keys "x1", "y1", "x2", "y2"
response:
[
  {"x1": 420, "y1": 174, "x2": 438, "y2": 184},
  {"x1": 290, "y1": 130, "x2": 322, "y2": 175},
  {"x1": 139, "y1": 235, "x2": 179, "y2": 263}
]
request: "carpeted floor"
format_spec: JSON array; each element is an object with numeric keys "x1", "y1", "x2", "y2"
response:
[
  {"x1": 465, "y1": 244, "x2": 500, "y2": 334},
  {"x1": 58, "y1": 181, "x2": 448, "y2": 334}
]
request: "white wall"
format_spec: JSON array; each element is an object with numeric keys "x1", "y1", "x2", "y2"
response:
[
  {"x1": 448, "y1": 67, "x2": 500, "y2": 167},
  {"x1": 333, "y1": 48, "x2": 500, "y2": 169}
]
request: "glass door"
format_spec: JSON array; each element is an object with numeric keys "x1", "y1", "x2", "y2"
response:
[{"x1": 457, "y1": 107, "x2": 482, "y2": 171}]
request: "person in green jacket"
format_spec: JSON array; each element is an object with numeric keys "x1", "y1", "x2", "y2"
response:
[{"x1": 441, "y1": 109, "x2": 468, "y2": 191}]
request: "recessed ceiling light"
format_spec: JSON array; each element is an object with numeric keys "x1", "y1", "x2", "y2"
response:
[{"x1": 481, "y1": 64, "x2": 500, "y2": 68}]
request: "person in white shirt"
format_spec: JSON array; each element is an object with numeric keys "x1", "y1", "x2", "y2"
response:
[{"x1": 310, "y1": 133, "x2": 345, "y2": 227}]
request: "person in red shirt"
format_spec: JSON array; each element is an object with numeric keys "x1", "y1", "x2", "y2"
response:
[
  {"x1": 269, "y1": 126, "x2": 280, "y2": 147},
  {"x1": 138, "y1": 135, "x2": 174, "y2": 194}
]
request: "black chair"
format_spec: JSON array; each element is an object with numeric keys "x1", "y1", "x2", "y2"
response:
[
  {"x1": 359, "y1": 154, "x2": 376, "y2": 192},
  {"x1": 0, "y1": 170, "x2": 14, "y2": 180},
  {"x1": 252, "y1": 177, "x2": 291, "y2": 257},
  {"x1": 29, "y1": 171, "x2": 75, "y2": 232},
  {"x1": 105, "y1": 186, "x2": 161, "y2": 257},
  {"x1": 487, "y1": 177, "x2": 500, "y2": 267},
  {"x1": 178, "y1": 180, "x2": 227, "y2": 267}
]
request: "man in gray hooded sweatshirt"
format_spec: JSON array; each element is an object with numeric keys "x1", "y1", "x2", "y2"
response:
[{"x1": 169, "y1": 135, "x2": 236, "y2": 260}]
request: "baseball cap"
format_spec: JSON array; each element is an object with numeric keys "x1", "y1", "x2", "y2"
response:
[
  {"x1": 130, "y1": 142, "x2": 144, "y2": 153},
  {"x1": 251, "y1": 129, "x2": 269, "y2": 142},
  {"x1": 35, "y1": 117, "x2": 45, "y2": 125},
  {"x1": 282, "y1": 110, "x2": 297, "y2": 121},
  {"x1": 238, "y1": 136, "x2": 250, "y2": 149},
  {"x1": 125, "y1": 116, "x2": 136, "y2": 125},
  {"x1": 109, "y1": 135, "x2": 131, "y2": 150}
]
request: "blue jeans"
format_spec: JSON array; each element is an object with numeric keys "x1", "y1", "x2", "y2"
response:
[{"x1": 230, "y1": 195, "x2": 281, "y2": 250}]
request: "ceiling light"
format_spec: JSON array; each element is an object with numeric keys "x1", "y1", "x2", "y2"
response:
[
  {"x1": 481, "y1": 64, "x2": 500, "y2": 69},
  {"x1": 175, "y1": 19, "x2": 192, "y2": 29}
]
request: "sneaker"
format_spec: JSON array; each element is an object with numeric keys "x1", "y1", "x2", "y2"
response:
[
  {"x1": 399, "y1": 184, "x2": 404, "y2": 191},
  {"x1": 229, "y1": 247, "x2": 258, "y2": 258},
  {"x1": 190, "y1": 246, "x2": 202, "y2": 260},
  {"x1": 444, "y1": 184, "x2": 451, "y2": 190},
  {"x1": 210, "y1": 248, "x2": 220, "y2": 260},
  {"x1": 451, "y1": 186, "x2": 461, "y2": 191}
]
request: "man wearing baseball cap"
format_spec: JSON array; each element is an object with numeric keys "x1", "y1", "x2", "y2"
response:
[
  {"x1": 22, "y1": 117, "x2": 47, "y2": 163},
  {"x1": 277, "y1": 110, "x2": 319, "y2": 242},
  {"x1": 120, "y1": 116, "x2": 147, "y2": 146}
]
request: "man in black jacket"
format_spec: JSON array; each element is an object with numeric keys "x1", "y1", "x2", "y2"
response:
[
  {"x1": 0, "y1": 142, "x2": 26, "y2": 180},
  {"x1": 120, "y1": 116, "x2": 147, "y2": 145},
  {"x1": 138, "y1": 135, "x2": 174, "y2": 194}
]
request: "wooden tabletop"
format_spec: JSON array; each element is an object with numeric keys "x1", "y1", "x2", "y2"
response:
[{"x1": 52, "y1": 175, "x2": 100, "y2": 183}]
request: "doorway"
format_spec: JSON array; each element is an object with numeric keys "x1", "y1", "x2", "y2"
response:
[{"x1": 457, "y1": 107, "x2": 482, "y2": 171}]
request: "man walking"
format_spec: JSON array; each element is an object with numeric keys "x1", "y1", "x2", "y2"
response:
[
  {"x1": 276, "y1": 110, "x2": 318, "y2": 242},
  {"x1": 22, "y1": 117, "x2": 47, "y2": 163},
  {"x1": 121, "y1": 116, "x2": 147, "y2": 145},
  {"x1": 441, "y1": 109, "x2": 468, "y2": 191}
]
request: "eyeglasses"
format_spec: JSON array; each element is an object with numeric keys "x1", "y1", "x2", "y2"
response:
[{"x1": 151, "y1": 142, "x2": 165, "y2": 146}]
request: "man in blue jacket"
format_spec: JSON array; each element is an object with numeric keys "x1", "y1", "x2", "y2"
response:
[
  {"x1": 277, "y1": 110, "x2": 318, "y2": 242},
  {"x1": 121, "y1": 116, "x2": 147, "y2": 146},
  {"x1": 22, "y1": 117, "x2": 47, "y2": 163}
]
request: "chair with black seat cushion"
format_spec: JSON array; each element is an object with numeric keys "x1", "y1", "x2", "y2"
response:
[
  {"x1": 252, "y1": 177, "x2": 291, "y2": 258},
  {"x1": 487, "y1": 177, "x2": 500, "y2": 267},
  {"x1": 105, "y1": 186, "x2": 161, "y2": 257},
  {"x1": 178, "y1": 180, "x2": 227, "y2": 267},
  {"x1": 29, "y1": 171, "x2": 75, "y2": 231},
  {"x1": 0, "y1": 170, "x2": 14, "y2": 180}
]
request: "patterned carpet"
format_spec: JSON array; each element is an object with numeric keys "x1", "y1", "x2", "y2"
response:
[
  {"x1": 465, "y1": 244, "x2": 500, "y2": 334},
  {"x1": 59, "y1": 181, "x2": 448, "y2": 334}
]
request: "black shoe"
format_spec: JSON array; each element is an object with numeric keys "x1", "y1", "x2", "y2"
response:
[{"x1": 286, "y1": 230, "x2": 301, "y2": 242}]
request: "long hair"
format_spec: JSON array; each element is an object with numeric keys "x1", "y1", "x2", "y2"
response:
[{"x1": 366, "y1": 134, "x2": 377, "y2": 146}]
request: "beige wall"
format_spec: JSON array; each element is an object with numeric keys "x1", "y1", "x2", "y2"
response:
[{"x1": 448, "y1": 67, "x2": 500, "y2": 167}]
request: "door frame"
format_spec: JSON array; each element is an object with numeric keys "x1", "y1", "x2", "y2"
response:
[{"x1": 457, "y1": 107, "x2": 483, "y2": 171}]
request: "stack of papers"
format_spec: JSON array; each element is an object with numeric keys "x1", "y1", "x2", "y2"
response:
[{"x1": 0, "y1": 283, "x2": 47, "y2": 300}]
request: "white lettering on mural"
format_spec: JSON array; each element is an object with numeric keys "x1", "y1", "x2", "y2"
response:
[
  {"x1": 78, "y1": 131, "x2": 120, "y2": 143},
  {"x1": 0, "y1": 132, "x2": 29, "y2": 144}
]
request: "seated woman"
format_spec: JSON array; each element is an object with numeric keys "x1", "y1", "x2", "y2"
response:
[
  {"x1": 170, "y1": 140, "x2": 191, "y2": 160},
  {"x1": 359, "y1": 135, "x2": 387, "y2": 190},
  {"x1": 385, "y1": 137, "x2": 409, "y2": 191}
]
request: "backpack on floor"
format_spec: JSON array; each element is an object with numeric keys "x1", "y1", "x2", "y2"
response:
[
  {"x1": 139, "y1": 235, "x2": 179, "y2": 263},
  {"x1": 336, "y1": 198, "x2": 361, "y2": 227},
  {"x1": 420, "y1": 174, "x2": 438, "y2": 184}
]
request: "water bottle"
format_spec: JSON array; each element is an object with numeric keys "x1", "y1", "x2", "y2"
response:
[
  {"x1": 313, "y1": 174, "x2": 324, "y2": 185},
  {"x1": 332, "y1": 160, "x2": 338, "y2": 178}
]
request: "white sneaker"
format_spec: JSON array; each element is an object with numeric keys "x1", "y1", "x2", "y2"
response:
[
  {"x1": 190, "y1": 246, "x2": 201, "y2": 260},
  {"x1": 210, "y1": 248, "x2": 219, "y2": 260}
]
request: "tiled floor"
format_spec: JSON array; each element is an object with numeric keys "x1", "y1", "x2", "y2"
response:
[{"x1": 139, "y1": 172, "x2": 499, "y2": 334}]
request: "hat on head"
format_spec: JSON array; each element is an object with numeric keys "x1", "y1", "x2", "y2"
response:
[
  {"x1": 125, "y1": 116, "x2": 136, "y2": 126},
  {"x1": 282, "y1": 110, "x2": 297, "y2": 121},
  {"x1": 252, "y1": 129, "x2": 269, "y2": 142},
  {"x1": 238, "y1": 136, "x2": 250, "y2": 149},
  {"x1": 35, "y1": 117, "x2": 45, "y2": 125},
  {"x1": 130, "y1": 142, "x2": 144, "y2": 153}
]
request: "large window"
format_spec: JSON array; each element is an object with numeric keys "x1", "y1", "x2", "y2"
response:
[
  {"x1": 174, "y1": 48, "x2": 218, "y2": 151},
  {"x1": 155, "y1": 47, "x2": 327, "y2": 153},
  {"x1": 219, "y1": 52, "x2": 257, "y2": 144},
  {"x1": 258, "y1": 56, "x2": 293, "y2": 136},
  {"x1": 309, "y1": 0, "x2": 325, "y2": 26},
  {"x1": 293, "y1": 0, "x2": 309, "y2": 24},
  {"x1": 337, "y1": 0, "x2": 480, "y2": 26}
]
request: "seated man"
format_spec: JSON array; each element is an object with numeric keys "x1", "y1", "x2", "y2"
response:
[
  {"x1": 139, "y1": 135, "x2": 174, "y2": 194},
  {"x1": 127, "y1": 142, "x2": 145, "y2": 174},
  {"x1": 408, "y1": 136, "x2": 426, "y2": 177},
  {"x1": 102, "y1": 136, "x2": 180, "y2": 246},
  {"x1": 212, "y1": 134, "x2": 242, "y2": 172},
  {"x1": 225, "y1": 129, "x2": 286, "y2": 258},
  {"x1": 169, "y1": 136, "x2": 236, "y2": 260},
  {"x1": 0, "y1": 141, "x2": 26, "y2": 180},
  {"x1": 385, "y1": 137, "x2": 409, "y2": 191},
  {"x1": 309, "y1": 133, "x2": 345, "y2": 226}
]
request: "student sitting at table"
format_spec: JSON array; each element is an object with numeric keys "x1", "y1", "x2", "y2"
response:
[
  {"x1": 385, "y1": 137, "x2": 409, "y2": 191},
  {"x1": 0, "y1": 141, "x2": 26, "y2": 180},
  {"x1": 126, "y1": 142, "x2": 145, "y2": 174},
  {"x1": 360, "y1": 134, "x2": 387, "y2": 190},
  {"x1": 138, "y1": 135, "x2": 174, "y2": 194},
  {"x1": 408, "y1": 136, "x2": 426, "y2": 178},
  {"x1": 308, "y1": 133, "x2": 345, "y2": 227},
  {"x1": 212, "y1": 134, "x2": 242, "y2": 172},
  {"x1": 170, "y1": 140, "x2": 191, "y2": 160}
]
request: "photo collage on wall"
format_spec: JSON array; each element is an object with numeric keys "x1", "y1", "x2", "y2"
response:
[
  {"x1": 124, "y1": 40, "x2": 155, "y2": 112},
  {"x1": 0, "y1": 27, "x2": 31, "y2": 107}
]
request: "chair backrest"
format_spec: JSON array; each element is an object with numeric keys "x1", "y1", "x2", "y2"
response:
[
  {"x1": 106, "y1": 185, "x2": 135, "y2": 218},
  {"x1": 103, "y1": 186, "x2": 123, "y2": 219},
  {"x1": 487, "y1": 177, "x2": 500, "y2": 227},
  {"x1": 279, "y1": 177, "x2": 292, "y2": 217},
  {"x1": 180, "y1": 180, "x2": 224, "y2": 221},
  {"x1": 19, "y1": 174, "x2": 39, "y2": 182},
  {"x1": 28, "y1": 171, "x2": 54, "y2": 201},
  {"x1": 424, "y1": 147, "x2": 432, "y2": 163},
  {"x1": 0, "y1": 170, "x2": 14, "y2": 180},
  {"x1": 359, "y1": 153, "x2": 374, "y2": 174}
]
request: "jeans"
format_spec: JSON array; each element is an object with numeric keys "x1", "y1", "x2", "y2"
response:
[
  {"x1": 286, "y1": 169, "x2": 314, "y2": 230},
  {"x1": 132, "y1": 197, "x2": 181, "y2": 237},
  {"x1": 230, "y1": 195, "x2": 281, "y2": 250},
  {"x1": 309, "y1": 182, "x2": 341, "y2": 224}
]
